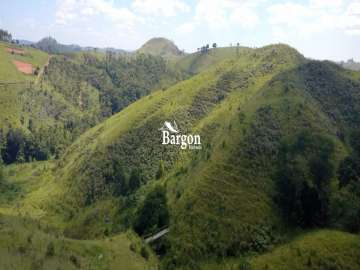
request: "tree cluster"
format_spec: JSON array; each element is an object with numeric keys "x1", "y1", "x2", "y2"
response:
[
  {"x1": 0, "y1": 127, "x2": 64, "y2": 164},
  {"x1": 275, "y1": 132, "x2": 335, "y2": 227},
  {"x1": 134, "y1": 185, "x2": 169, "y2": 235},
  {"x1": 332, "y1": 130, "x2": 360, "y2": 232},
  {"x1": 197, "y1": 43, "x2": 217, "y2": 54},
  {"x1": 0, "y1": 29, "x2": 12, "y2": 42}
]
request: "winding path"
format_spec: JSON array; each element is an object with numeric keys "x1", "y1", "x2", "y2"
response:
[{"x1": 144, "y1": 228, "x2": 170, "y2": 243}]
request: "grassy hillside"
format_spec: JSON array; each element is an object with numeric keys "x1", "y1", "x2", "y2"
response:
[
  {"x1": 0, "y1": 41, "x2": 187, "y2": 165},
  {"x1": 250, "y1": 230, "x2": 360, "y2": 270},
  {"x1": 48, "y1": 43, "x2": 360, "y2": 269},
  {"x1": 0, "y1": 162, "x2": 157, "y2": 269},
  {"x1": 0, "y1": 214, "x2": 156, "y2": 270},
  {"x1": 0, "y1": 41, "x2": 48, "y2": 81},
  {"x1": 0, "y1": 41, "x2": 102, "y2": 163},
  {"x1": 51, "y1": 44, "x2": 302, "y2": 247}
]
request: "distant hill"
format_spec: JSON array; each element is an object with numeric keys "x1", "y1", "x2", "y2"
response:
[
  {"x1": 340, "y1": 59, "x2": 360, "y2": 71},
  {"x1": 16, "y1": 39, "x2": 34, "y2": 46},
  {"x1": 137, "y1": 37, "x2": 184, "y2": 58},
  {"x1": 34, "y1": 37, "x2": 82, "y2": 54},
  {"x1": 34, "y1": 37, "x2": 129, "y2": 55}
]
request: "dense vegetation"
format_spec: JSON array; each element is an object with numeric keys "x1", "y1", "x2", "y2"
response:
[
  {"x1": 0, "y1": 39, "x2": 187, "y2": 167},
  {"x1": 275, "y1": 132, "x2": 335, "y2": 227},
  {"x1": 45, "y1": 51, "x2": 187, "y2": 116},
  {"x1": 134, "y1": 186, "x2": 169, "y2": 235}
]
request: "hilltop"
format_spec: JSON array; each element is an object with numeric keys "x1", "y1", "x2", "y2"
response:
[{"x1": 137, "y1": 37, "x2": 184, "y2": 58}]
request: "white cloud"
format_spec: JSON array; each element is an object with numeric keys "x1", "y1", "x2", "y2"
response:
[
  {"x1": 310, "y1": 0, "x2": 343, "y2": 8},
  {"x1": 132, "y1": 0, "x2": 190, "y2": 17},
  {"x1": 55, "y1": 0, "x2": 77, "y2": 25},
  {"x1": 55, "y1": 0, "x2": 137, "y2": 30},
  {"x1": 194, "y1": 0, "x2": 260, "y2": 29},
  {"x1": 176, "y1": 22, "x2": 195, "y2": 35},
  {"x1": 268, "y1": 0, "x2": 360, "y2": 38}
]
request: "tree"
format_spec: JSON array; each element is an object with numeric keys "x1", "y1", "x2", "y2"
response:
[
  {"x1": 134, "y1": 186, "x2": 169, "y2": 235},
  {"x1": 0, "y1": 157, "x2": 4, "y2": 183},
  {"x1": 129, "y1": 168, "x2": 141, "y2": 191},
  {"x1": 2, "y1": 129, "x2": 26, "y2": 164},
  {"x1": 338, "y1": 155, "x2": 360, "y2": 188},
  {"x1": 111, "y1": 161, "x2": 128, "y2": 196},
  {"x1": 0, "y1": 29, "x2": 12, "y2": 42},
  {"x1": 350, "y1": 130, "x2": 360, "y2": 155},
  {"x1": 212, "y1": 43, "x2": 217, "y2": 49},
  {"x1": 156, "y1": 160, "x2": 165, "y2": 179}
]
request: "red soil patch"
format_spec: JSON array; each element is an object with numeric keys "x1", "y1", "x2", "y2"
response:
[
  {"x1": 12, "y1": 60, "x2": 34, "y2": 75},
  {"x1": 7, "y1": 47, "x2": 25, "y2": 55}
]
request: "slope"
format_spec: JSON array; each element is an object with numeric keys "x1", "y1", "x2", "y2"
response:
[
  {"x1": 0, "y1": 214, "x2": 156, "y2": 270},
  {"x1": 0, "y1": 40, "x2": 187, "y2": 165},
  {"x1": 51, "y1": 44, "x2": 305, "y2": 243},
  {"x1": 201, "y1": 230, "x2": 360, "y2": 270},
  {"x1": 0, "y1": 162, "x2": 157, "y2": 270},
  {"x1": 0, "y1": 41, "x2": 102, "y2": 163}
]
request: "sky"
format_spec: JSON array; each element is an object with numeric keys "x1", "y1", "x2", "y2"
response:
[{"x1": 0, "y1": 0, "x2": 359, "y2": 61}]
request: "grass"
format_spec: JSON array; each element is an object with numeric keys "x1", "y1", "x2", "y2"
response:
[
  {"x1": 0, "y1": 214, "x2": 156, "y2": 270},
  {"x1": 0, "y1": 162, "x2": 158, "y2": 269},
  {"x1": 174, "y1": 46, "x2": 252, "y2": 74},
  {"x1": 250, "y1": 230, "x2": 360, "y2": 270},
  {"x1": 199, "y1": 230, "x2": 360, "y2": 270}
]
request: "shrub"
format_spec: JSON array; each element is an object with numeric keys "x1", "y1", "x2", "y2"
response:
[
  {"x1": 70, "y1": 254, "x2": 80, "y2": 268},
  {"x1": 156, "y1": 160, "x2": 165, "y2": 179},
  {"x1": 338, "y1": 155, "x2": 360, "y2": 188},
  {"x1": 45, "y1": 242, "x2": 55, "y2": 257},
  {"x1": 140, "y1": 246, "x2": 149, "y2": 260}
]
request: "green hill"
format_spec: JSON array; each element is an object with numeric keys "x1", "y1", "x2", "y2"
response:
[
  {"x1": 137, "y1": 37, "x2": 184, "y2": 59},
  {"x1": 2, "y1": 40, "x2": 360, "y2": 270},
  {"x1": 51, "y1": 43, "x2": 360, "y2": 268},
  {"x1": 35, "y1": 37, "x2": 82, "y2": 54}
]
